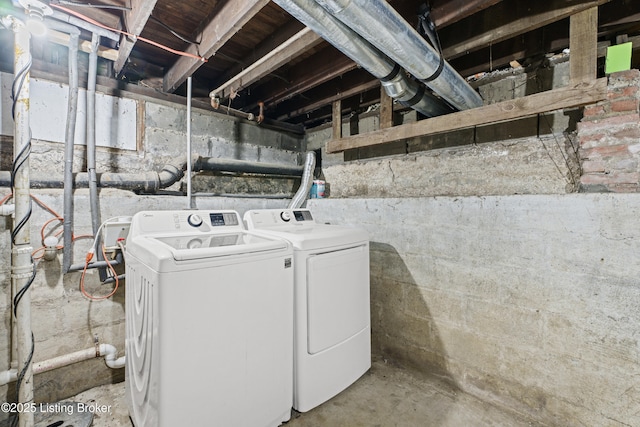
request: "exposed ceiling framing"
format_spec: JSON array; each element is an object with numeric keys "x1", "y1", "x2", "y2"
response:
[{"x1": 0, "y1": 0, "x2": 638, "y2": 132}]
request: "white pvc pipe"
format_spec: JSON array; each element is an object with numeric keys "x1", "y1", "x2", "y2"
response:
[
  {"x1": 10, "y1": 17, "x2": 34, "y2": 427},
  {"x1": 0, "y1": 344, "x2": 125, "y2": 386},
  {"x1": 186, "y1": 76, "x2": 193, "y2": 208}
]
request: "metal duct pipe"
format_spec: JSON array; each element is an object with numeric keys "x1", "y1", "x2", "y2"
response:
[
  {"x1": 274, "y1": 0, "x2": 452, "y2": 117},
  {"x1": 314, "y1": 0, "x2": 483, "y2": 110},
  {"x1": 288, "y1": 151, "x2": 316, "y2": 209},
  {"x1": 0, "y1": 156, "x2": 305, "y2": 193},
  {"x1": 62, "y1": 30, "x2": 79, "y2": 273}
]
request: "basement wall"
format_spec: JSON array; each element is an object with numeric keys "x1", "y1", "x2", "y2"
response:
[
  {"x1": 0, "y1": 75, "x2": 304, "y2": 416},
  {"x1": 306, "y1": 66, "x2": 640, "y2": 426}
]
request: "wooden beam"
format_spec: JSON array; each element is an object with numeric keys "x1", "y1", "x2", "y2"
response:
[
  {"x1": 332, "y1": 100, "x2": 342, "y2": 139},
  {"x1": 277, "y1": 78, "x2": 380, "y2": 121},
  {"x1": 431, "y1": 0, "x2": 503, "y2": 27},
  {"x1": 326, "y1": 78, "x2": 607, "y2": 153},
  {"x1": 244, "y1": 48, "x2": 357, "y2": 111},
  {"x1": 163, "y1": 0, "x2": 271, "y2": 93},
  {"x1": 440, "y1": 0, "x2": 611, "y2": 61},
  {"x1": 209, "y1": 19, "x2": 305, "y2": 87},
  {"x1": 114, "y1": 0, "x2": 158, "y2": 75},
  {"x1": 210, "y1": 28, "x2": 323, "y2": 100},
  {"x1": 570, "y1": 7, "x2": 598, "y2": 83},
  {"x1": 379, "y1": 85, "x2": 394, "y2": 129},
  {"x1": 48, "y1": 30, "x2": 119, "y2": 62}
]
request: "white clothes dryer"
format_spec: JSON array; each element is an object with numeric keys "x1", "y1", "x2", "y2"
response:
[
  {"x1": 125, "y1": 210, "x2": 293, "y2": 427},
  {"x1": 244, "y1": 208, "x2": 370, "y2": 412}
]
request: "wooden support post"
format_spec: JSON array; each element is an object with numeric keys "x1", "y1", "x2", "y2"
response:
[
  {"x1": 380, "y1": 85, "x2": 394, "y2": 129},
  {"x1": 332, "y1": 99, "x2": 342, "y2": 139},
  {"x1": 570, "y1": 6, "x2": 598, "y2": 84}
]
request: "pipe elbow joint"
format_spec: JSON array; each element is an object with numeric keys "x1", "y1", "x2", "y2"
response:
[{"x1": 157, "y1": 164, "x2": 185, "y2": 188}]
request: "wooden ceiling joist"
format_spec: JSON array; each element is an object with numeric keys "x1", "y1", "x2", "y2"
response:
[
  {"x1": 114, "y1": 0, "x2": 158, "y2": 75},
  {"x1": 326, "y1": 78, "x2": 607, "y2": 153},
  {"x1": 441, "y1": 0, "x2": 612, "y2": 61},
  {"x1": 163, "y1": 0, "x2": 271, "y2": 93},
  {"x1": 210, "y1": 27, "x2": 323, "y2": 100}
]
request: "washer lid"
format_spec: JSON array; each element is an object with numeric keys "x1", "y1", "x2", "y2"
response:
[{"x1": 141, "y1": 232, "x2": 288, "y2": 261}]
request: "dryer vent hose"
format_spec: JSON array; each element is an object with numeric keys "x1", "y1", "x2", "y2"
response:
[{"x1": 288, "y1": 151, "x2": 316, "y2": 209}]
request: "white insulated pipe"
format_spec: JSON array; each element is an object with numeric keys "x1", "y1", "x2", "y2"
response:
[
  {"x1": 62, "y1": 29, "x2": 80, "y2": 273},
  {"x1": 0, "y1": 344, "x2": 125, "y2": 386},
  {"x1": 314, "y1": 0, "x2": 483, "y2": 110},
  {"x1": 186, "y1": 76, "x2": 193, "y2": 208},
  {"x1": 9, "y1": 17, "x2": 35, "y2": 427},
  {"x1": 87, "y1": 32, "x2": 101, "y2": 236}
]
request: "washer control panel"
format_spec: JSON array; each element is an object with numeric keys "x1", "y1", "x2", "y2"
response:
[{"x1": 134, "y1": 210, "x2": 243, "y2": 234}]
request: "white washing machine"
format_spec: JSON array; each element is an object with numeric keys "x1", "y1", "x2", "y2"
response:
[
  {"x1": 125, "y1": 210, "x2": 293, "y2": 427},
  {"x1": 244, "y1": 208, "x2": 370, "y2": 412}
]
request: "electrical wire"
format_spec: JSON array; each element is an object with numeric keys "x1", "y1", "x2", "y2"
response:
[
  {"x1": 149, "y1": 15, "x2": 201, "y2": 46},
  {"x1": 9, "y1": 37, "x2": 36, "y2": 427},
  {"x1": 80, "y1": 244, "x2": 120, "y2": 300},
  {"x1": 50, "y1": 3, "x2": 208, "y2": 62},
  {"x1": 57, "y1": 0, "x2": 132, "y2": 11}
]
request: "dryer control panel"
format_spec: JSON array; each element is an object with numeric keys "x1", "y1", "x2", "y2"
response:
[{"x1": 245, "y1": 209, "x2": 314, "y2": 228}]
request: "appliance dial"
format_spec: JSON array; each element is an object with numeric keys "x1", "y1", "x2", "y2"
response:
[
  {"x1": 188, "y1": 214, "x2": 203, "y2": 227},
  {"x1": 280, "y1": 211, "x2": 291, "y2": 222}
]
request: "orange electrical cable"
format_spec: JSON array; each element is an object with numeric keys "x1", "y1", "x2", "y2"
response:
[
  {"x1": 50, "y1": 3, "x2": 208, "y2": 62},
  {"x1": 30, "y1": 194, "x2": 62, "y2": 218},
  {"x1": 0, "y1": 193, "x2": 12, "y2": 205},
  {"x1": 80, "y1": 245, "x2": 119, "y2": 301}
]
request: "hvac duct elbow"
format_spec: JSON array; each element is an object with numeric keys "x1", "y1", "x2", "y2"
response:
[
  {"x1": 288, "y1": 151, "x2": 316, "y2": 209},
  {"x1": 381, "y1": 67, "x2": 453, "y2": 116},
  {"x1": 314, "y1": 0, "x2": 483, "y2": 110}
]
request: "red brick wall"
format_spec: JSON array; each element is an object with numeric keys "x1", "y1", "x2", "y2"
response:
[{"x1": 578, "y1": 69, "x2": 640, "y2": 192}]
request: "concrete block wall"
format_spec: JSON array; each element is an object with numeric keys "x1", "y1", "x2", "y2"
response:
[
  {"x1": 309, "y1": 195, "x2": 640, "y2": 427},
  {"x1": 579, "y1": 69, "x2": 640, "y2": 192}
]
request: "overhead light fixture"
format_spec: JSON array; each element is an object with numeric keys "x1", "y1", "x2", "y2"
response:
[{"x1": 15, "y1": 0, "x2": 52, "y2": 37}]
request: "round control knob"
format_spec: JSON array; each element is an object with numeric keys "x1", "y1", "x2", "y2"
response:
[
  {"x1": 187, "y1": 214, "x2": 203, "y2": 227},
  {"x1": 280, "y1": 211, "x2": 291, "y2": 222}
]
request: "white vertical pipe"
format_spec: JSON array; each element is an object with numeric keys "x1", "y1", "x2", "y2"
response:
[
  {"x1": 11, "y1": 18, "x2": 34, "y2": 427},
  {"x1": 87, "y1": 32, "x2": 101, "y2": 235},
  {"x1": 62, "y1": 32, "x2": 80, "y2": 273},
  {"x1": 186, "y1": 76, "x2": 193, "y2": 208}
]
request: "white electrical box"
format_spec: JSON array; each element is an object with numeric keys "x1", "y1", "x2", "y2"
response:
[{"x1": 102, "y1": 217, "x2": 132, "y2": 250}]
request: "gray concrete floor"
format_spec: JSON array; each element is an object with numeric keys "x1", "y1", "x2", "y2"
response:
[{"x1": 70, "y1": 356, "x2": 540, "y2": 427}]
